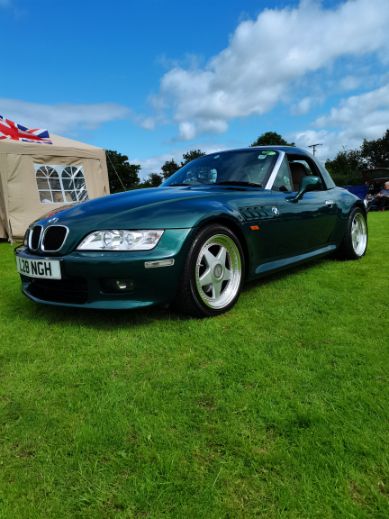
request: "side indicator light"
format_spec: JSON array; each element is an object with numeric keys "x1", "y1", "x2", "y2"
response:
[
  {"x1": 249, "y1": 225, "x2": 260, "y2": 231},
  {"x1": 145, "y1": 259, "x2": 175, "y2": 269}
]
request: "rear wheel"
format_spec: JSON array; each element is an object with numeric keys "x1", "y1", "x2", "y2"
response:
[
  {"x1": 176, "y1": 225, "x2": 244, "y2": 317},
  {"x1": 337, "y1": 207, "x2": 368, "y2": 259}
]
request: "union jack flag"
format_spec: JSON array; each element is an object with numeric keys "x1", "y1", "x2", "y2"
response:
[{"x1": 0, "y1": 115, "x2": 52, "y2": 144}]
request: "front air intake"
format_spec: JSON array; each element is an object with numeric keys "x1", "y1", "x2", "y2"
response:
[
  {"x1": 28, "y1": 277, "x2": 88, "y2": 304},
  {"x1": 29, "y1": 225, "x2": 42, "y2": 251},
  {"x1": 41, "y1": 225, "x2": 68, "y2": 252}
]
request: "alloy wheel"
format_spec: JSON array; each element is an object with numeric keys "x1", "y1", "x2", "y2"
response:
[
  {"x1": 351, "y1": 212, "x2": 367, "y2": 256},
  {"x1": 195, "y1": 234, "x2": 242, "y2": 310}
]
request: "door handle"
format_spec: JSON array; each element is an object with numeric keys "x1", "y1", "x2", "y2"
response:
[{"x1": 325, "y1": 200, "x2": 335, "y2": 207}]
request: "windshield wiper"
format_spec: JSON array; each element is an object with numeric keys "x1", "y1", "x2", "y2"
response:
[
  {"x1": 167, "y1": 183, "x2": 191, "y2": 187},
  {"x1": 216, "y1": 181, "x2": 262, "y2": 188}
]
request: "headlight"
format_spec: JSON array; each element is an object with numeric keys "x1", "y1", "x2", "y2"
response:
[{"x1": 77, "y1": 230, "x2": 164, "y2": 251}]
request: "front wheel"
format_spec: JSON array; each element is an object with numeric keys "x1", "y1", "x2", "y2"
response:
[
  {"x1": 337, "y1": 207, "x2": 368, "y2": 259},
  {"x1": 175, "y1": 225, "x2": 244, "y2": 317}
]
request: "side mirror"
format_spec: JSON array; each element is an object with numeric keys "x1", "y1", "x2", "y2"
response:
[{"x1": 287, "y1": 176, "x2": 322, "y2": 203}]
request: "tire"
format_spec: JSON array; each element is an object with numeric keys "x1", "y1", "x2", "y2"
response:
[
  {"x1": 175, "y1": 224, "x2": 245, "y2": 317},
  {"x1": 337, "y1": 207, "x2": 368, "y2": 260}
]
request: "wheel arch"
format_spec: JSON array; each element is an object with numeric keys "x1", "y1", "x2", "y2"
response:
[
  {"x1": 336, "y1": 196, "x2": 367, "y2": 247},
  {"x1": 336, "y1": 202, "x2": 368, "y2": 259},
  {"x1": 352, "y1": 199, "x2": 367, "y2": 215},
  {"x1": 193, "y1": 215, "x2": 250, "y2": 278}
]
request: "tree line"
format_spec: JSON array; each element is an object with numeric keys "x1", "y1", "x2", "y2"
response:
[
  {"x1": 324, "y1": 129, "x2": 389, "y2": 185},
  {"x1": 105, "y1": 130, "x2": 389, "y2": 192}
]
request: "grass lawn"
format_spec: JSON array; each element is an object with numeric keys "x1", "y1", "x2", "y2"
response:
[{"x1": 0, "y1": 212, "x2": 388, "y2": 518}]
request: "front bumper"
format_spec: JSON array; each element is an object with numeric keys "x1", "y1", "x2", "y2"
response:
[{"x1": 15, "y1": 228, "x2": 192, "y2": 309}]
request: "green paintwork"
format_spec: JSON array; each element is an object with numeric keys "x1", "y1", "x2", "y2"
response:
[{"x1": 15, "y1": 146, "x2": 365, "y2": 310}]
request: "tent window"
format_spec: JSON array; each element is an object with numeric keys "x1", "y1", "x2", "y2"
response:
[{"x1": 34, "y1": 164, "x2": 89, "y2": 204}]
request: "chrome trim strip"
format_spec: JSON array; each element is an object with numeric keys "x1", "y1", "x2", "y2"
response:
[
  {"x1": 264, "y1": 151, "x2": 285, "y2": 190},
  {"x1": 28, "y1": 225, "x2": 43, "y2": 251},
  {"x1": 41, "y1": 225, "x2": 70, "y2": 252}
]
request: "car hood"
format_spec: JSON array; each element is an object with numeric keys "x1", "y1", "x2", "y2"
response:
[
  {"x1": 38, "y1": 185, "x2": 268, "y2": 230},
  {"x1": 51, "y1": 186, "x2": 217, "y2": 225}
]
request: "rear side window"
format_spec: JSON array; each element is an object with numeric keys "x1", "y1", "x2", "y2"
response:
[{"x1": 287, "y1": 156, "x2": 326, "y2": 191}]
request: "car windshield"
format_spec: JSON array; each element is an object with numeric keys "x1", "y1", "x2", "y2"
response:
[{"x1": 163, "y1": 149, "x2": 279, "y2": 187}]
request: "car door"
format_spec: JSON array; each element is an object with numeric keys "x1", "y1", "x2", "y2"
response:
[
  {"x1": 285, "y1": 156, "x2": 339, "y2": 250},
  {"x1": 253, "y1": 155, "x2": 338, "y2": 268},
  {"x1": 243, "y1": 156, "x2": 305, "y2": 266}
]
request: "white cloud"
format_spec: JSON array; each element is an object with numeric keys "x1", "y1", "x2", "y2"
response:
[
  {"x1": 291, "y1": 96, "x2": 318, "y2": 115},
  {"x1": 151, "y1": 0, "x2": 389, "y2": 140},
  {"x1": 136, "y1": 153, "x2": 181, "y2": 179},
  {"x1": 178, "y1": 122, "x2": 196, "y2": 141},
  {"x1": 135, "y1": 115, "x2": 158, "y2": 130},
  {"x1": 315, "y1": 83, "x2": 389, "y2": 140},
  {"x1": 293, "y1": 129, "x2": 342, "y2": 161},
  {"x1": 339, "y1": 75, "x2": 362, "y2": 92},
  {"x1": 135, "y1": 143, "x2": 227, "y2": 179},
  {"x1": 294, "y1": 127, "x2": 367, "y2": 162},
  {"x1": 293, "y1": 83, "x2": 389, "y2": 160},
  {"x1": 0, "y1": 98, "x2": 130, "y2": 134}
]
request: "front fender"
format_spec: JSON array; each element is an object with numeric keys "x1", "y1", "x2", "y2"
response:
[{"x1": 118, "y1": 197, "x2": 246, "y2": 231}]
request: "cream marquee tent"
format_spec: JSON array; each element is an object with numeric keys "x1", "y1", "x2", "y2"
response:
[{"x1": 0, "y1": 134, "x2": 110, "y2": 240}]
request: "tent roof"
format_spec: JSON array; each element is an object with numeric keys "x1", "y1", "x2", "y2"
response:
[
  {"x1": 0, "y1": 133, "x2": 105, "y2": 158},
  {"x1": 0, "y1": 133, "x2": 100, "y2": 150},
  {"x1": 44, "y1": 133, "x2": 101, "y2": 149}
]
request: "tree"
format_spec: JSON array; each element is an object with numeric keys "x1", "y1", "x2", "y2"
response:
[
  {"x1": 325, "y1": 149, "x2": 364, "y2": 185},
  {"x1": 105, "y1": 150, "x2": 140, "y2": 193},
  {"x1": 158, "y1": 150, "x2": 206, "y2": 182},
  {"x1": 251, "y1": 131, "x2": 295, "y2": 147},
  {"x1": 161, "y1": 159, "x2": 180, "y2": 180},
  {"x1": 142, "y1": 173, "x2": 163, "y2": 188},
  {"x1": 360, "y1": 129, "x2": 389, "y2": 168},
  {"x1": 181, "y1": 149, "x2": 206, "y2": 165}
]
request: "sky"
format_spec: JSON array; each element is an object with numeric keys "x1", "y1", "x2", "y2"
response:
[{"x1": 1, "y1": 0, "x2": 389, "y2": 178}]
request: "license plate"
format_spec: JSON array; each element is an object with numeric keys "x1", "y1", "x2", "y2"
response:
[{"x1": 16, "y1": 257, "x2": 61, "y2": 280}]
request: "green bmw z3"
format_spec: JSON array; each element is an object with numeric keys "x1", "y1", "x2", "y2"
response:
[{"x1": 15, "y1": 146, "x2": 368, "y2": 316}]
